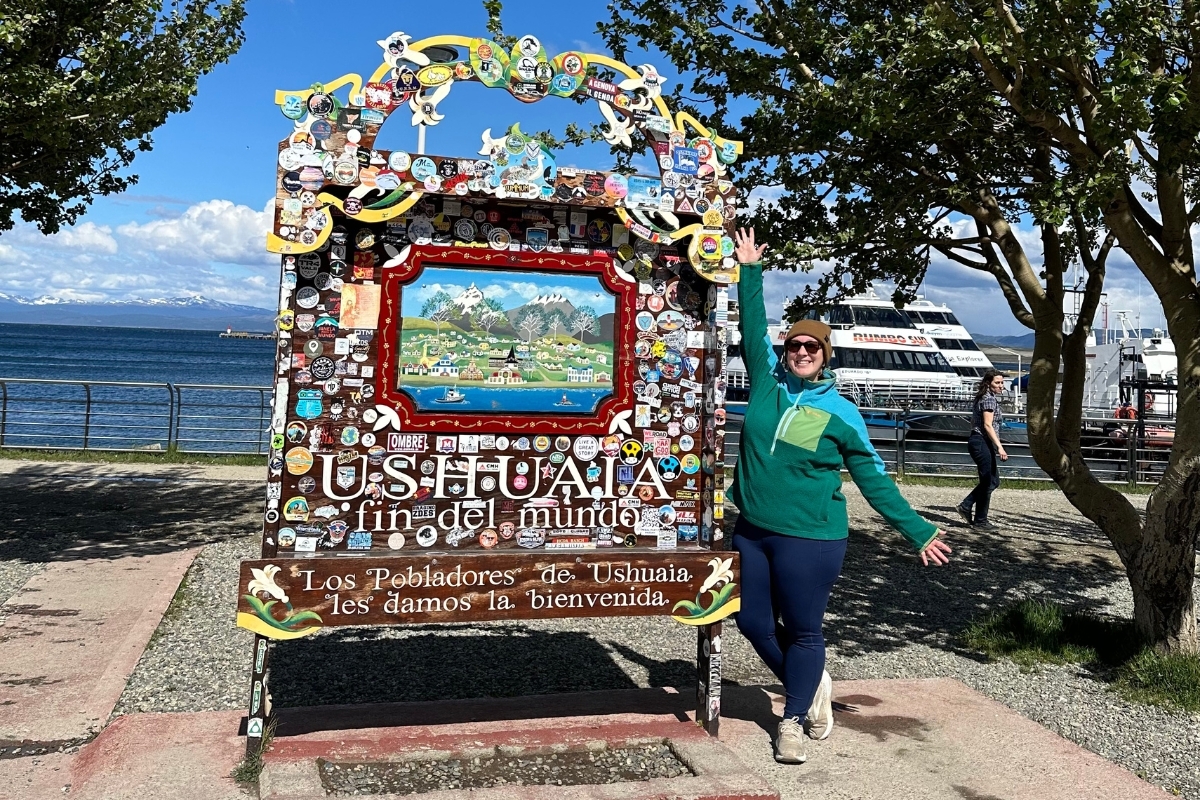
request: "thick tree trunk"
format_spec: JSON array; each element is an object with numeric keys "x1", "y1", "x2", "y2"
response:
[{"x1": 1021, "y1": 277, "x2": 1197, "y2": 654}]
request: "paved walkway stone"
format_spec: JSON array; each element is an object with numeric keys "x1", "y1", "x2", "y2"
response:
[{"x1": 0, "y1": 549, "x2": 198, "y2": 744}]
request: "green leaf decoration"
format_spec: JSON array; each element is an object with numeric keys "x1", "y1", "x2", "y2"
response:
[
  {"x1": 282, "y1": 610, "x2": 324, "y2": 628},
  {"x1": 365, "y1": 187, "x2": 408, "y2": 209},
  {"x1": 672, "y1": 599, "x2": 704, "y2": 615}
]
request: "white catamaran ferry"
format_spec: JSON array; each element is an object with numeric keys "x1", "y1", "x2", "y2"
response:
[
  {"x1": 726, "y1": 289, "x2": 975, "y2": 406},
  {"x1": 902, "y1": 298, "x2": 996, "y2": 380}
]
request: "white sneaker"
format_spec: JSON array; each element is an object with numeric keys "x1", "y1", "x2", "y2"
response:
[
  {"x1": 774, "y1": 716, "x2": 807, "y2": 763},
  {"x1": 804, "y1": 670, "x2": 834, "y2": 740}
]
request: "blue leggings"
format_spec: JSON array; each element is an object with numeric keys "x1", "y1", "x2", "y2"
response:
[{"x1": 733, "y1": 516, "x2": 847, "y2": 720}]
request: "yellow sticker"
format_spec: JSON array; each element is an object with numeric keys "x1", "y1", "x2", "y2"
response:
[{"x1": 416, "y1": 64, "x2": 454, "y2": 87}]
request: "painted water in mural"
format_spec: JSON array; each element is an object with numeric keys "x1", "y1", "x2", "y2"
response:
[{"x1": 396, "y1": 266, "x2": 617, "y2": 413}]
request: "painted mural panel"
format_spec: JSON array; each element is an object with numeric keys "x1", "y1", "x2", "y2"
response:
[{"x1": 395, "y1": 266, "x2": 617, "y2": 414}]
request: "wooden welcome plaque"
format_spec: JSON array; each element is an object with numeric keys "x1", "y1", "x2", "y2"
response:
[{"x1": 242, "y1": 29, "x2": 746, "y2": 744}]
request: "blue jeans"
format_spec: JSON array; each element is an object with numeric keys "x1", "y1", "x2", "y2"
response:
[
  {"x1": 963, "y1": 432, "x2": 1000, "y2": 522},
  {"x1": 733, "y1": 516, "x2": 848, "y2": 720}
]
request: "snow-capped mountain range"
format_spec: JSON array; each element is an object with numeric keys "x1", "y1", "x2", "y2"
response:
[{"x1": 0, "y1": 292, "x2": 275, "y2": 330}]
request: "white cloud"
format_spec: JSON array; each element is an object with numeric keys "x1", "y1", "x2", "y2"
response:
[
  {"x1": 0, "y1": 198, "x2": 278, "y2": 307},
  {"x1": 117, "y1": 199, "x2": 274, "y2": 267}
]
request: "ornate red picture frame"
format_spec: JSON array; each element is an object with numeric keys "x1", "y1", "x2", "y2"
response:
[{"x1": 376, "y1": 245, "x2": 638, "y2": 433}]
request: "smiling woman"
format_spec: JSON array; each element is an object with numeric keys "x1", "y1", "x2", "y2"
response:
[{"x1": 728, "y1": 227, "x2": 952, "y2": 766}]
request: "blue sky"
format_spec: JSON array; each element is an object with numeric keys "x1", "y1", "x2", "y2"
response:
[{"x1": 0, "y1": 0, "x2": 1171, "y2": 335}]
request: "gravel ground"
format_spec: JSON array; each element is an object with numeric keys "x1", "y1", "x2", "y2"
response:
[
  {"x1": 2, "y1": 463, "x2": 1194, "y2": 797},
  {"x1": 318, "y1": 743, "x2": 690, "y2": 795}
]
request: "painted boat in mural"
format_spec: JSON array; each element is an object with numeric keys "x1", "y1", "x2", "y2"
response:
[{"x1": 432, "y1": 386, "x2": 468, "y2": 404}]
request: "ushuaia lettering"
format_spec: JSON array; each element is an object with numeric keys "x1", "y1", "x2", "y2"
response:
[{"x1": 588, "y1": 562, "x2": 691, "y2": 584}]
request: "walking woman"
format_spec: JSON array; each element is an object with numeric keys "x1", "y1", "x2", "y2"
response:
[
  {"x1": 956, "y1": 369, "x2": 1008, "y2": 530},
  {"x1": 730, "y1": 228, "x2": 952, "y2": 765}
]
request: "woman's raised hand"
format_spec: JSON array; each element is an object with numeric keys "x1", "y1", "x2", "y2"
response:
[
  {"x1": 734, "y1": 227, "x2": 768, "y2": 264},
  {"x1": 919, "y1": 530, "x2": 952, "y2": 566}
]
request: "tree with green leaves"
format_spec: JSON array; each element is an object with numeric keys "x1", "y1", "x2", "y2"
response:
[
  {"x1": 0, "y1": 0, "x2": 247, "y2": 234},
  {"x1": 599, "y1": 0, "x2": 1199, "y2": 653},
  {"x1": 420, "y1": 291, "x2": 454, "y2": 339},
  {"x1": 517, "y1": 308, "x2": 546, "y2": 344},
  {"x1": 471, "y1": 296, "x2": 506, "y2": 334},
  {"x1": 569, "y1": 306, "x2": 599, "y2": 342}
]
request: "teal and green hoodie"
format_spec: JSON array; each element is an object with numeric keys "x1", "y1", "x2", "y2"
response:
[{"x1": 728, "y1": 264, "x2": 938, "y2": 551}]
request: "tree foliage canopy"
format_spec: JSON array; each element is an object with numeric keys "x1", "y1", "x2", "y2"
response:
[
  {"x1": 0, "y1": 0, "x2": 247, "y2": 234},
  {"x1": 599, "y1": 0, "x2": 1200, "y2": 652}
]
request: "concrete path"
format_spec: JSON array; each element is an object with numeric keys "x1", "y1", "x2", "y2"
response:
[
  {"x1": 720, "y1": 678, "x2": 1174, "y2": 800},
  {"x1": 0, "y1": 549, "x2": 199, "y2": 744}
]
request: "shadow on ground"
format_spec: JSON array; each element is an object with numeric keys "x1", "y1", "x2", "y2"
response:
[{"x1": 0, "y1": 467, "x2": 260, "y2": 564}]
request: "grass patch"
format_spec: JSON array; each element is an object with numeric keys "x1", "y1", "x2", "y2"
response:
[
  {"x1": 1115, "y1": 649, "x2": 1200, "y2": 714},
  {"x1": 231, "y1": 718, "x2": 276, "y2": 787},
  {"x1": 0, "y1": 446, "x2": 264, "y2": 467},
  {"x1": 961, "y1": 598, "x2": 1200, "y2": 714}
]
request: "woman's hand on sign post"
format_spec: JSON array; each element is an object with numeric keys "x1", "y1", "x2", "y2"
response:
[
  {"x1": 734, "y1": 227, "x2": 768, "y2": 264},
  {"x1": 920, "y1": 530, "x2": 952, "y2": 566}
]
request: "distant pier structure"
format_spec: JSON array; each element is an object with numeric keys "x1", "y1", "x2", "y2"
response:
[{"x1": 219, "y1": 326, "x2": 274, "y2": 340}]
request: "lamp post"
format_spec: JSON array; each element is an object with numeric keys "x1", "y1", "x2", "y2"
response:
[{"x1": 995, "y1": 346, "x2": 1023, "y2": 414}]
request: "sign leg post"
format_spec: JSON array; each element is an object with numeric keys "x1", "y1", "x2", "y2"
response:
[
  {"x1": 696, "y1": 621, "x2": 723, "y2": 737},
  {"x1": 245, "y1": 634, "x2": 274, "y2": 757}
]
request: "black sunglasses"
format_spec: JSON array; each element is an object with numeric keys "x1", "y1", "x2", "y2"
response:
[{"x1": 785, "y1": 340, "x2": 823, "y2": 355}]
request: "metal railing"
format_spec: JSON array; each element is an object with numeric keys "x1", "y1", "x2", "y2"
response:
[
  {"x1": 0, "y1": 378, "x2": 274, "y2": 455},
  {"x1": 723, "y1": 403, "x2": 1172, "y2": 488}
]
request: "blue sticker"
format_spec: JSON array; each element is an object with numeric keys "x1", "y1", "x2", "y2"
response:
[
  {"x1": 295, "y1": 389, "x2": 323, "y2": 419},
  {"x1": 672, "y1": 147, "x2": 700, "y2": 174},
  {"x1": 410, "y1": 157, "x2": 437, "y2": 181},
  {"x1": 347, "y1": 530, "x2": 373, "y2": 549}
]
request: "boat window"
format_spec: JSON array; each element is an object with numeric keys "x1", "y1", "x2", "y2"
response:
[
  {"x1": 905, "y1": 310, "x2": 925, "y2": 323},
  {"x1": 934, "y1": 338, "x2": 961, "y2": 350},
  {"x1": 960, "y1": 339, "x2": 979, "y2": 351},
  {"x1": 850, "y1": 306, "x2": 916, "y2": 329},
  {"x1": 944, "y1": 311, "x2": 961, "y2": 325},
  {"x1": 828, "y1": 305, "x2": 854, "y2": 326},
  {"x1": 833, "y1": 347, "x2": 955, "y2": 372},
  {"x1": 955, "y1": 367, "x2": 982, "y2": 377}
]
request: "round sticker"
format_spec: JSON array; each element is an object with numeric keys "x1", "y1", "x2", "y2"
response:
[
  {"x1": 681, "y1": 454, "x2": 701, "y2": 473},
  {"x1": 388, "y1": 151, "x2": 412, "y2": 172},
  {"x1": 499, "y1": 521, "x2": 516, "y2": 539},
  {"x1": 295, "y1": 287, "x2": 320, "y2": 308},
  {"x1": 454, "y1": 218, "x2": 477, "y2": 241},
  {"x1": 679, "y1": 434, "x2": 695, "y2": 451},
  {"x1": 297, "y1": 476, "x2": 316, "y2": 494},
  {"x1": 304, "y1": 339, "x2": 323, "y2": 357},
  {"x1": 601, "y1": 434, "x2": 623, "y2": 457},
  {"x1": 554, "y1": 435, "x2": 571, "y2": 452},
  {"x1": 513, "y1": 475, "x2": 528, "y2": 490},
  {"x1": 488, "y1": 228, "x2": 511, "y2": 250},
  {"x1": 657, "y1": 310, "x2": 685, "y2": 331},
  {"x1": 633, "y1": 339, "x2": 652, "y2": 358},
  {"x1": 416, "y1": 525, "x2": 438, "y2": 547},
  {"x1": 635, "y1": 312, "x2": 655, "y2": 331},
  {"x1": 620, "y1": 440, "x2": 644, "y2": 465},
  {"x1": 278, "y1": 528, "x2": 296, "y2": 547},
  {"x1": 285, "y1": 447, "x2": 313, "y2": 475},
  {"x1": 533, "y1": 435, "x2": 551, "y2": 452},
  {"x1": 310, "y1": 357, "x2": 336, "y2": 380},
  {"x1": 408, "y1": 217, "x2": 435, "y2": 243},
  {"x1": 479, "y1": 529, "x2": 499, "y2": 548},
  {"x1": 682, "y1": 415, "x2": 700, "y2": 433},
  {"x1": 604, "y1": 173, "x2": 628, "y2": 198},
  {"x1": 410, "y1": 157, "x2": 436, "y2": 181},
  {"x1": 495, "y1": 436, "x2": 510, "y2": 450},
  {"x1": 388, "y1": 532, "x2": 406, "y2": 550},
  {"x1": 647, "y1": 295, "x2": 665, "y2": 312},
  {"x1": 573, "y1": 436, "x2": 599, "y2": 460},
  {"x1": 480, "y1": 476, "x2": 497, "y2": 492}
]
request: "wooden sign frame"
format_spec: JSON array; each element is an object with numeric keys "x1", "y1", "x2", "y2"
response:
[{"x1": 242, "y1": 30, "x2": 745, "y2": 749}]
